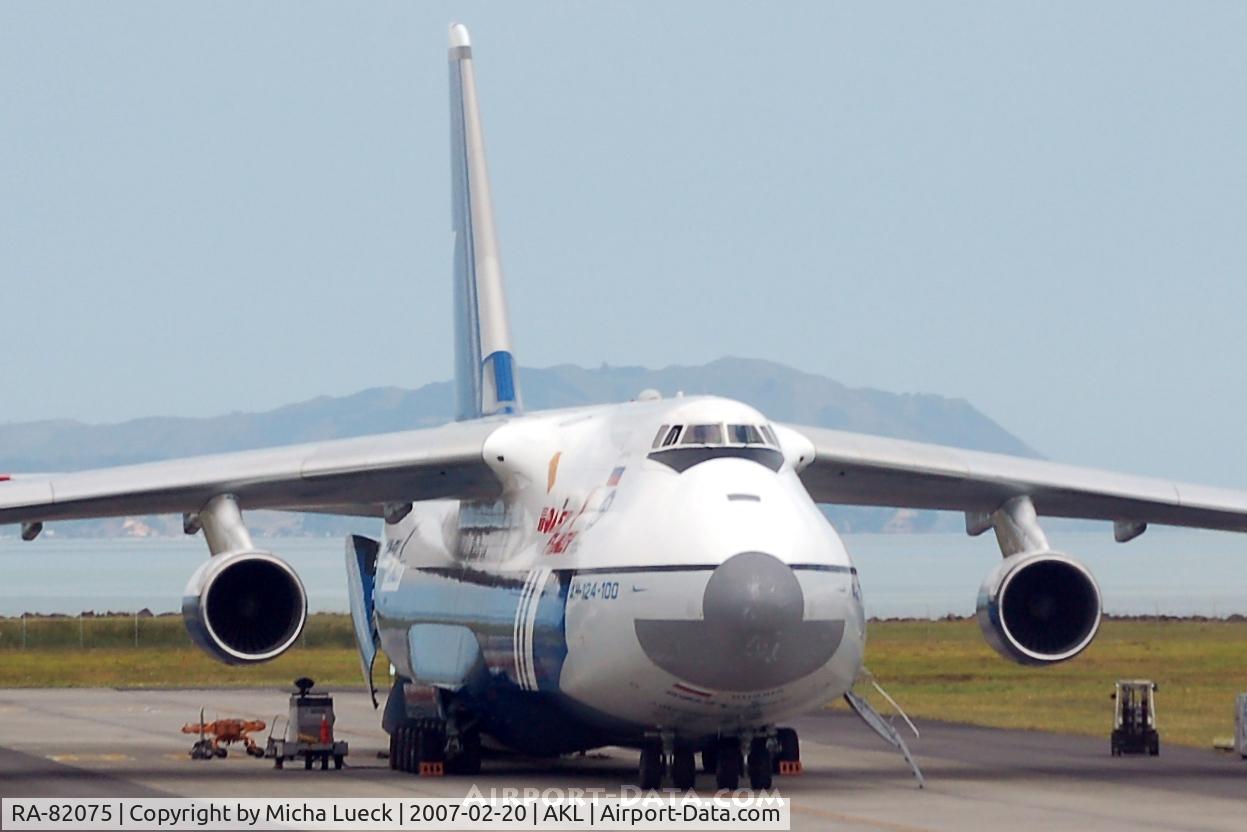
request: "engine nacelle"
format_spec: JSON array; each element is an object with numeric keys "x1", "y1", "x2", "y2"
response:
[
  {"x1": 976, "y1": 551, "x2": 1101, "y2": 665},
  {"x1": 182, "y1": 550, "x2": 307, "y2": 665}
]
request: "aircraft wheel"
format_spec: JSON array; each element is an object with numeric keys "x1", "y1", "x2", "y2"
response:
[
  {"x1": 774, "y1": 728, "x2": 799, "y2": 772},
  {"x1": 405, "y1": 726, "x2": 419, "y2": 772},
  {"x1": 747, "y1": 738, "x2": 773, "y2": 790},
  {"x1": 215, "y1": 747, "x2": 228, "y2": 759},
  {"x1": 638, "y1": 744, "x2": 664, "y2": 790},
  {"x1": 396, "y1": 727, "x2": 408, "y2": 772},
  {"x1": 671, "y1": 749, "x2": 696, "y2": 791},
  {"x1": 714, "y1": 738, "x2": 741, "y2": 791},
  {"x1": 418, "y1": 722, "x2": 445, "y2": 764}
]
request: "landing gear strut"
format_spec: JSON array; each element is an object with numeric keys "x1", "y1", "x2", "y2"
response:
[{"x1": 445, "y1": 727, "x2": 482, "y2": 775}]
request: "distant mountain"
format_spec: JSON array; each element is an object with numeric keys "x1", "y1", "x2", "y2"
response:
[{"x1": 0, "y1": 358, "x2": 1038, "y2": 536}]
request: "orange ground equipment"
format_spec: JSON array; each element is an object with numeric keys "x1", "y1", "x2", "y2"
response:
[{"x1": 181, "y1": 709, "x2": 267, "y2": 759}]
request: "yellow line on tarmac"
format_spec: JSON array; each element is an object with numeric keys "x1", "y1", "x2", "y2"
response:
[{"x1": 48, "y1": 753, "x2": 132, "y2": 763}]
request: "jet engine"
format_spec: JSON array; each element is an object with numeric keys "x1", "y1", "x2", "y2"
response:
[
  {"x1": 976, "y1": 551, "x2": 1101, "y2": 665},
  {"x1": 182, "y1": 550, "x2": 307, "y2": 665}
]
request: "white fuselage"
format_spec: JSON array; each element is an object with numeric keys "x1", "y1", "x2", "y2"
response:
[{"x1": 374, "y1": 395, "x2": 865, "y2": 747}]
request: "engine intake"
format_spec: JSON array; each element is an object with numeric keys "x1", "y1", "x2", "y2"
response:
[
  {"x1": 976, "y1": 552, "x2": 1101, "y2": 665},
  {"x1": 182, "y1": 551, "x2": 307, "y2": 665}
]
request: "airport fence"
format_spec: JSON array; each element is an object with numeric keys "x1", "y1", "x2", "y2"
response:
[{"x1": 0, "y1": 613, "x2": 356, "y2": 650}]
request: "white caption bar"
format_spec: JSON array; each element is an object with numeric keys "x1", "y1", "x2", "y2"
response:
[{"x1": 1, "y1": 797, "x2": 790, "y2": 831}]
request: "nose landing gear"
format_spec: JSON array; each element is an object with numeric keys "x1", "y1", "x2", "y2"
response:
[
  {"x1": 671, "y1": 749, "x2": 697, "y2": 791},
  {"x1": 638, "y1": 744, "x2": 666, "y2": 790},
  {"x1": 714, "y1": 738, "x2": 743, "y2": 790},
  {"x1": 637, "y1": 729, "x2": 801, "y2": 791},
  {"x1": 639, "y1": 742, "x2": 721, "y2": 791},
  {"x1": 746, "y1": 738, "x2": 773, "y2": 790},
  {"x1": 639, "y1": 744, "x2": 700, "y2": 791}
]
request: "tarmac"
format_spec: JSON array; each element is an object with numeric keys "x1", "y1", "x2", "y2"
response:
[{"x1": 0, "y1": 687, "x2": 1244, "y2": 831}]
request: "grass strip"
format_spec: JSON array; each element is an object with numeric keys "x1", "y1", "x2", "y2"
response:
[{"x1": 2, "y1": 616, "x2": 1243, "y2": 748}]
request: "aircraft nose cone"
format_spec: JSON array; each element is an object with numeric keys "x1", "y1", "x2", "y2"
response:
[
  {"x1": 703, "y1": 551, "x2": 804, "y2": 634},
  {"x1": 633, "y1": 551, "x2": 845, "y2": 692}
]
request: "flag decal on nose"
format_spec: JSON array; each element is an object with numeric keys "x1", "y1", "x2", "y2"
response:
[{"x1": 672, "y1": 682, "x2": 713, "y2": 698}]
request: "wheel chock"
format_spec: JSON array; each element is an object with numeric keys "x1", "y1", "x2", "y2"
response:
[
  {"x1": 419, "y1": 761, "x2": 445, "y2": 777},
  {"x1": 778, "y1": 760, "x2": 803, "y2": 775}
]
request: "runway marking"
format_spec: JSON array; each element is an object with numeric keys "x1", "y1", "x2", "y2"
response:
[
  {"x1": 790, "y1": 803, "x2": 936, "y2": 832},
  {"x1": 48, "y1": 753, "x2": 132, "y2": 763}
]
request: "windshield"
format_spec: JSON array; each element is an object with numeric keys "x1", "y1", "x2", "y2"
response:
[
  {"x1": 726, "y1": 424, "x2": 767, "y2": 445},
  {"x1": 682, "y1": 424, "x2": 723, "y2": 445},
  {"x1": 653, "y1": 422, "x2": 779, "y2": 449}
]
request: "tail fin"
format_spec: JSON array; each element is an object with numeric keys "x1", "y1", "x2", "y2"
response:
[{"x1": 448, "y1": 23, "x2": 522, "y2": 420}]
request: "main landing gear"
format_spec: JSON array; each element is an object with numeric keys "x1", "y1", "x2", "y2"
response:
[
  {"x1": 773, "y1": 727, "x2": 802, "y2": 775},
  {"x1": 389, "y1": 719, "x2": 481, "y2": 777},
  {"x1": 637, "y1": 728, "x2": 801, "y2": 791}
]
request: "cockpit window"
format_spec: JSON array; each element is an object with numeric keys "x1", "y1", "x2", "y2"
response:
[
  {"x1": 726, "y1": 424, "x2": 767, "y2": 445},
  {"x1": 652, "y1": 423, "x2": 779, "y2": 452},
  {"x1": 681, "y1": 424, "x2": 723, "y2": 445},
  {"x1": 647, "y1": 423, "x2": 784, "y2": 472}
]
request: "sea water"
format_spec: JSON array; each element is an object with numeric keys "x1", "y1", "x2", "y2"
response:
[{"x1": 0, "y1": 525, "x2": 1242, "y2": 618}]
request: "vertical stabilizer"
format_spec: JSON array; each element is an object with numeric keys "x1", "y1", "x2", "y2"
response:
[{"x1": 449, "y1": 23, "x2": 522, "y2": 420}]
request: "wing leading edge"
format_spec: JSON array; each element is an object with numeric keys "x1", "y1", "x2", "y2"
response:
[
  {"x1": 0, "y1": 420, "x2": 502, "y2": 528},
  {"x1": 0, "y1": 26, "x2": 522, "y2": 537},
  {"x1": 791, "y1": 423, "x2": 1247, "y2": 534}
]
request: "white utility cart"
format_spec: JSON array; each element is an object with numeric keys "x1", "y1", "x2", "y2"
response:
[{"x1": 264, "y1": 677, "x2": 349, "y2": 770}]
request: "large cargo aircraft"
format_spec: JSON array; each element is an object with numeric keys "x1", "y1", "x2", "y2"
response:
[{"x1": 4, "y1": 24, "x2": 1247, "y2": 790}]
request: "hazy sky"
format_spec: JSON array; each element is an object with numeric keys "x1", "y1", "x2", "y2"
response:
[{"x1": 3, "y1": 2, "x2": 1246, "y2": 487}]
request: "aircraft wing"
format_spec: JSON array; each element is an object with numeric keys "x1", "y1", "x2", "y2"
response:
[
  {"x1": 788, "y1": 424, "x2": 1247, "y2": 534},
  {"x1": 0, "y1": 420, "x2": 502, "y2": 527}
]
